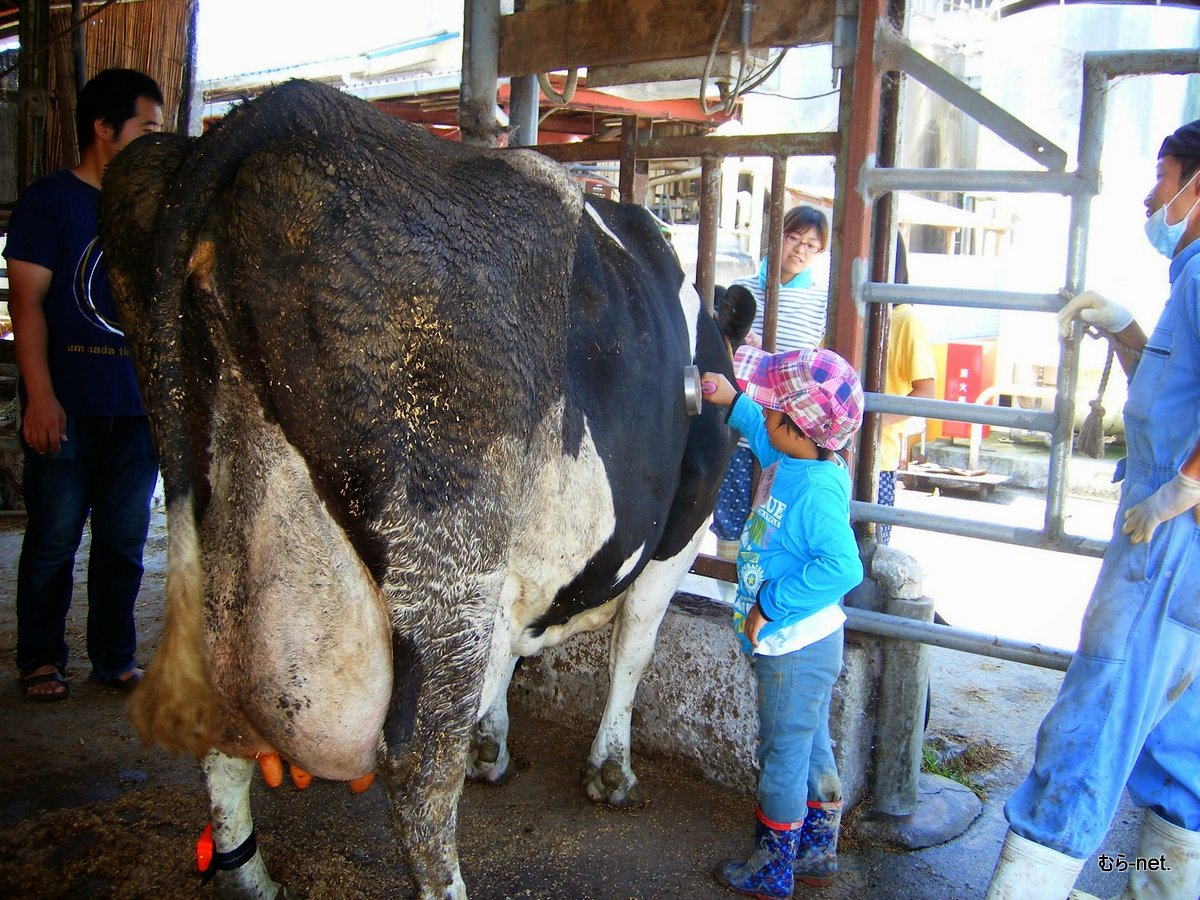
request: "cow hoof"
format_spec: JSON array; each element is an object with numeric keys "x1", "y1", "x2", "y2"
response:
[
  {"x1": 466, "y1": 736, "x2": 511, "y2": 785},
  {"x1": 581, "y1": 760, "x2": 641, "y2": 807}
]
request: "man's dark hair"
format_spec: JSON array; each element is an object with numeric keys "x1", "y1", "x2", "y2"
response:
[
  {"x1": 1160, "y1": 119, "x2": 1200, "y2": 184},
  {"x1": 75, "y1": 68, "x2": 163, "y2": 153},
  {"x1": 782, "y1": 205, "x2": 829, "y2": 252}
]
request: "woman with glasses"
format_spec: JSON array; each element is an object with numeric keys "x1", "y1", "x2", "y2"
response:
[{"x1": 711, "y1": 206, "x2": 832, "y2": 561}]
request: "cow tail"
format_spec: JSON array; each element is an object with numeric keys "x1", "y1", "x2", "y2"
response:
[{"x1": 128, "y1": 495, "x2": 219, "y2": 757}]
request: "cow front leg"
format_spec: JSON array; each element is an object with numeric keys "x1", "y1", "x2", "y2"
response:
[
  {"x1": 583, "y1": 525, "x2": 708, "y2": 806},
  {"x1": 202, "y1": 750, "x2": 283, "y2": 899},
  {"x1": 466, "y1": 654, "x2": 518, "y2": 784}
]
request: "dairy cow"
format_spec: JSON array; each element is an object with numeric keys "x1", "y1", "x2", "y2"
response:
[{"x1": 99, "y1": 79, "x2": 754, "y2": 899}]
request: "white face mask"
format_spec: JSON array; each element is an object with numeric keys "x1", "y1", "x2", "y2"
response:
[{"x1": 1145, "y1": 171, "x2": 1200, "y2": 258}]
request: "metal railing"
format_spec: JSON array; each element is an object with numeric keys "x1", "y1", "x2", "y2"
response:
[
  {"x1": 852, "y1": 39, "x2": 1200, "y2": 563},
  {"x1": 528, "y1": 42, "x2": 1199, "y2": 670}
]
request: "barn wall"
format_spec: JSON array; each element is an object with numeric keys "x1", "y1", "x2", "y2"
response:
[
  {"x1": 510, "y1": 569, "x2": 895, "y2": 807},
  {"x1": 40, "y1": 0, "x2": 191, "y2": 174}
]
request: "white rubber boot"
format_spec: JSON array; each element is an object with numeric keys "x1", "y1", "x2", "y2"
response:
[
  {"x1": 986, "y1": 830, "x2": 1086, "y2": 900},
  {"x1": 1119, "y1": 809, "x2": 1200, "y2": 899}
]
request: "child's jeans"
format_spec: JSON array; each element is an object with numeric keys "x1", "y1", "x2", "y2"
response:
[{"x1": 753, "y1": 627, "x2": 844, "y2": 825}]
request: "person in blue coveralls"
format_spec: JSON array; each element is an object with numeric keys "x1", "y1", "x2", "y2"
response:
[
  {"x1": 701, "y1": 346, "x2": 864, "y2": 898},
  {"x1": 5, "y1": 69, "x2": 163, "y2": 701},
  {"x1": 986, "y1": 119, "x2": 1200, "y2": 898}
]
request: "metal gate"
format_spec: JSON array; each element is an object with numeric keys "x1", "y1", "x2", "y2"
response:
[
  {"x1": 526, "y1": 4, "x2": 1200, "y2": 671},
  {"x1": 846, "y1": 30, "x2": 1200, "y2": 668}
]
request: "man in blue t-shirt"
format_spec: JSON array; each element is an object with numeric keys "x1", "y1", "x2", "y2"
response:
[{"x1": 5, "y1": 68, "x2": 163, "y2": 700}]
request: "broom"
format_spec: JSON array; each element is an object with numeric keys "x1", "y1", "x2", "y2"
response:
[{"x1": 1077, "y1": 343, "x2": 1114, "y2": 459}]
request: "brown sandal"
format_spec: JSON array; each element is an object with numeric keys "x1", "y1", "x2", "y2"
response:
[{"x1": 19, "y1": 665, "x2": 70, "y2": 702}]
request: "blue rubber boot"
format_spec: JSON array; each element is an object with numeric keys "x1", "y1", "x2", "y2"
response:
[
  {"x1": 713, "y1": 807, "x2": 800, "y2": 899},
  {"x1": 793, "y1": 800, "x2": 842, "y2": 887}
]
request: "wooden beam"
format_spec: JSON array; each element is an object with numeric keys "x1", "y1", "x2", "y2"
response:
[
  {"x1": 529, "y1": 130, "x2": 839, "y2": 164},
  {"x1": 499, "y1": 0, "x2": 835, "y2": 77}
]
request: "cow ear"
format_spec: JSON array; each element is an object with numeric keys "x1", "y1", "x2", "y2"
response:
[{"x1": 716, "y1": 284, "x2": 756, "y2": 347}]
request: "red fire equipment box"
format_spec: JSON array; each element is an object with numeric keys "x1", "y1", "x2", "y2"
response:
[{"x1": 942, "y1": 341, "x2": 996, "y2": 439}]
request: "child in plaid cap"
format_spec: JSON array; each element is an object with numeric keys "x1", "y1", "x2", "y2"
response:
[{"x1": 701, "y1": 346, "x2": 864, "y2": 899}]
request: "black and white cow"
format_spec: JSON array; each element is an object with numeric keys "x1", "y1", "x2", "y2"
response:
[{"x1": 99, "y1": 79, "x2": 754, "y2": 899}]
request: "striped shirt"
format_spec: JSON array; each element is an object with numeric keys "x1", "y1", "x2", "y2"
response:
[
  {"x1": 733, "y1": 258, "x2": 829, "y2": 352},
  {"x1": 731, "y1": 259, "x2": 830, "y2": 449}
]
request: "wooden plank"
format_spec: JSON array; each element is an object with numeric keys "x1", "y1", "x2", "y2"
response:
[{"x1": 499, "y1": 0, "x2": 835, "y2": 77}]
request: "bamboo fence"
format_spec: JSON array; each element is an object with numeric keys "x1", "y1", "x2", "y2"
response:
[{"x1": 44, "y1": 0, "x2": 191, "y2": 170}]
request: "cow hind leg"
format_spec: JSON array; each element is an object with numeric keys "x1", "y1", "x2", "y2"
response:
[
  {"x1": 467, "y1": 655, "x2": 518, "y2": 785},
  {"x1": 582, "y1": 522, "x2": 709, "y2": 806},
  {"x1": 382, "y1": 587, "x2": 502, "y2": 900},
  {"x1": 203, "y1": 750, "x2": 282, "y2": 899}
]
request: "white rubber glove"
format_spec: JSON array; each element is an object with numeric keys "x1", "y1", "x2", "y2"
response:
[
  {"x1": 1058, "y1": 290, "x2": 1135, "y2": 339},
  {"x1": 1121, "y1": 469, "x2": 1200, "y2": 544}
]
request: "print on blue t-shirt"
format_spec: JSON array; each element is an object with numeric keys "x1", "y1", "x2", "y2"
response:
[{"x1": 3, "y1": 169, "x2": 145, "y2": 416}]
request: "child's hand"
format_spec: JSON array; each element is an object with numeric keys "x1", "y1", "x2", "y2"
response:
[
  {"x1": 701, "y1": 372, "x2": 737, "y2": 406},
  {"x1": 744, "y1": 602, "x2": 766, "y2": 648}
]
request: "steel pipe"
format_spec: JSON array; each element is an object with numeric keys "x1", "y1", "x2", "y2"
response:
[
  {"x1": 845, "y1": 606, "x2": 1073, "y2": 671},
  {"x1": 1083, "y1": 48, "x2": 1200, "y2": 79},
  {"x1": 864, "y1": 281, "x2": 1063, "y2": 313},
  {"x1": 864, "y1": 393, "x2": 1056, "y2": 431},
  {"x1": 874, "y1": 21, "x2": 1067, "y2": 171},
  {"x1": 850, "y1": 501, "x2": 1108, "y2": 557},
  {"x1": 865, "y1": 167, "x2": 1085, "y2": 196}
]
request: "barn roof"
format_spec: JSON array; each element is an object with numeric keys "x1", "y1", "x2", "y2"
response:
[{"x1": 0, "y1": 4, "x2": 16, "y2": 43}]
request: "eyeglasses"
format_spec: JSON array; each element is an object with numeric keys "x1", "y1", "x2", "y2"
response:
[{"x1": 784, "y1": 233, "x2": 823, "y2": 254}]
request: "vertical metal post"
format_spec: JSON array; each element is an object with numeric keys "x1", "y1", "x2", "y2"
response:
[
  {"x1": 761, "y1": 156, "x2": 787, "y2": 351},
  {"x1": 1044, "y1": 63, "x2": 1107, "y2": 537},
  {"x1": 177, "y1": 0, "x2": 201, "y2": 136},
  {"x1": 696, "y1": 155, "x2": 722, "y2": 315},
  {"x1": 459, "y1": 0, "x2": 501, "y2": 148},
  {"x1": 507, "y1": 0, "x2": 538, "y2": 148},
  {"x1": 856, "y1": 31, "x2": 906, "y2": 536},
  {"x1": 619, "y1": 115, "x2": 648, "y2": 204},
  {"x1": 830, "y1": 0, "x2": 886, "y2": 376},
  {"x1": 619, "y1": 115, "x2": 636, "y2": 202},
  {"x1": 509, "y1": 74, "x2": 539, "y2": 147}
]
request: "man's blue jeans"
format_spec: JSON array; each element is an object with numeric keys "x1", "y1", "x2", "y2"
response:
[
  {"x1": 754, "y1": 627, "x2": 844, "y2": 826},
  {"x1": 17, "y1": 414, "x2": 158, "y2": 681}
]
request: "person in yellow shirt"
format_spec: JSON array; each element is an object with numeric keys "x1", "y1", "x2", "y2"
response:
[{"x1": 877, "y1": 300, "x2": 936, "y2": 544}]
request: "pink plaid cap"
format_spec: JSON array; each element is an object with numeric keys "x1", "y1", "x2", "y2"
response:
[{"x1": 733, "y1": 345, "x2": 864, "y2": 450}]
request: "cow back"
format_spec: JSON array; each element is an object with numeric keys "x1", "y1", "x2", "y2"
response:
[{"x1": 103, "y1": 80, "x2": 590, "y2": 579}]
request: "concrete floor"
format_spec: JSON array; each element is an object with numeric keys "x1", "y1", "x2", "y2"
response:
[{"x1": 0, "y1": 468, "x2": 1147, "y2": 899}]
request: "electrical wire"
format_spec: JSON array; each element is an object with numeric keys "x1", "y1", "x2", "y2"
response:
[
  {"x1": 699, "y1": 0, "x2": 739, "y2": 116},
  {"x1": 751, "y1": 86, "x2": 841, "y2": 102},
  {"x1": 739, "y1": 48, "x2": 789, "y2": 94}
]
